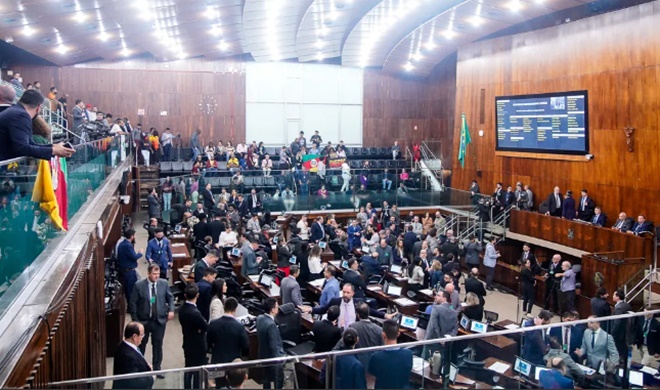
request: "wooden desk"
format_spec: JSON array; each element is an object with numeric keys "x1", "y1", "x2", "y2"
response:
[
  {"x1": 366, "y1": 285, "x2": 419, "y2": 316},
  {"x1": 456, "y1": 327, "x2": 519, "y2": 364},
  {"x1": 171, "y1": 243, "x2": 192, "y2": 285},
  {"x1": 509, "y1": 210, "x2": 653, "y2": 260},
  {"x1": 246, "y1": 274, "x2": 281, "y2": 301}
]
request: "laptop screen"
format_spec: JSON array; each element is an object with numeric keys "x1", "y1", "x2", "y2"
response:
[
  {"x1": 535, "y1": 367, "x2": 549, "y2": 381},
  {"x1": 400, "y1": 315, "x2": 419, "y2": 330},
  {"x1": 174, "y1": 224, "x2": 182, "y2": 233},
  {"x1": 470, "y1": 321, "x2": 487, "y2": 334},
  {"x1": 289, "y1": 257, "x2": 296, "y2": 264},
  {"x1": 460, "y1": 315, "x2": 470, "y2": 329},
  {"x1": 390, "y1": 264, "x2": 402, "y2": 274},
  {"x1": 273, "y1": 236, "x2": 279, "y2": 243},
  {"x1": 514, "y1": 357, "x2": 532, "y2": 377},
  {"x1": 388, "y1": 285, "x2": 402, "y2": 296}
]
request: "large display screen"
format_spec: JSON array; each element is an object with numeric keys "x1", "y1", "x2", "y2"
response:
[{"x1": 495, "y1": 91, "x2": 589, "y2": 154}]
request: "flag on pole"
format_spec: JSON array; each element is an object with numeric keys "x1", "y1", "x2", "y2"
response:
[
  {"x1": 458, "y1": 113, "x2": 471, "y2": 168},
  {"x1": 301, "y1": 154, "x2": 321, "y2": 172},
  {"x1": 31, "y1": 157, "x2": 68, "y2": 231}
]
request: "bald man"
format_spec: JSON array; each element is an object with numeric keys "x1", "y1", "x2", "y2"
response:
[{"x1": 0, "y1": 84, "x2": 16, "y2": 113}]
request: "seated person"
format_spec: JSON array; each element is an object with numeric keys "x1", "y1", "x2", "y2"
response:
[
  {"x1": 406, "y1": 257, "x2": 426, "y2": 292},
  {"x1": 359, "y1": 250, "x2": 383, "y2": 280},
  {"x1": 628, "y1": 214, "x2": 652, "y2": 235},
  {"x1": 312, "y1": 305, "x2": 342, "y2": 353},
  {"x1": 462, "y1": 292, "x2": 483, "y2": 321},
  {"x1": 539, "y1": 357, "x2": 575, "y2": 389}
]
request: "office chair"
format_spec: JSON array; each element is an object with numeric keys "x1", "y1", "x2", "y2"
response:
[
  {"x1": 484, "y1": 310, "x2": 499, "y2": 324},
  {"x1": 276, "y1": 303, "x2": 313, "y2": 389}
]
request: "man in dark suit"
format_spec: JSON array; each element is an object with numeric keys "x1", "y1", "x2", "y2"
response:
[
  {"x1": 629, "y1": 215, "x2": 653, "y2": 235},
  {"x1": 248, "y1": 188, "x2": 261, "y2": 213},
  {"x1": 178, "y1": 283, "x2": 209, "y2": 389},
  {"x1": 241, "y1": 237, "x2": 262, "y2": 277},
  {"x1": 236, "y1": 194, "x2": 250, "y2": 219},
  {"x1": 116, "y1": 229, "x2": 143, "y2": 303},
  {"x1": 342, "y1": 259, "x2": 368, "y2": 300},
  {"x1": 202, "y1": 182, "x2": 215, "y2": 211},
  {"x1": 196, "y1": 268, "x2": 217, "y2": 322},
  {"x1": 0, "y1": 84, "x2": 16, "y2": 113},
  {"x1": 144, "y1": 228, "x2": 172, "y2": 280},
  {"x1": 0, "y1": 89, "x2": 74, "y2": 160},
  {"x1": 192, "y1": 213, "x2": 210, "y2": 245},
  {"x1": 522, "y1": 310, "x2": 553, "y2": 365},
  {"x1": 208, "y1": 213, "x2": 225, "y2": 244},
  {"x1": 257, "y1": 298, "x2": 285, "y2": 389},
  {"x1": 312, "y1": 305, "x2": 342, "y2": 353},
  {"x1": 469, "y1": 180, "x2": 480, "y2": 205},
  {"x1": 548, "y1": 311, "x2": 585, "y2": 363},
  {"x1": 194, "y1": 249, "x2": 219, "y2": 283},
  {"x1": 403, "y1": 225, "x2": 417, "y2": 259},
  {"x1": 612, "y1": 289, "x2": 633, "y2": 363},
  {"x1": 147, "y1": 188, "x2": 161, "y2": 219},
  {"x1": 464, "y1": 268, "x2": 487, "y2": 306},
  {"x1": 591, "y1": 287, "x2": 612, "y2": 318},
  {"x1": 129, "y1": 263, "x2": 175, "y2": 375},
  {"x1": 112, "y1": 322, "x2": 154, "y2": 389},
  {"x1": 577, "y1": 189, "x2": 595, "y2": 221},
  {"x1": 503, "y1": 186, "x2": 516, "y2": 208},
  {"x1": 635, "y1": 307, "x2": 660, "y2": 366},
  {"x1": 310, "y1": 216, "x2": 326, "y2": 243},
  {"x1": 590, "y1": 207, "x2": 607, "y2": 227},
  {"x1": 545, "y1": 186, "x2": 563, "y2": 217},
  {"x1": 192, "y1": 202, "x2": 207, "y2": 218},
  {"x1": 612, "y1": 212, "x2": 634, "y2": 232},
  {"x1": 207, "y1": 297, "x2": 249, "y2": 388},
  {"x1": 519, "y1": 243, "x2": 539, "y2": 271}
]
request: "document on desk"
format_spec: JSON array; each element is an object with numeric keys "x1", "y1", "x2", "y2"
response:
[
  {"x1": 487, "y1": 362, "x2": 511, "y2": 375},
  {"x1": 248, "y1": 275, "x2": 260, "y2": 282},
  {"x1": 576, "y1": 363, "x2": 595, "y2": 375},
  {"x1": 329, "y1": 261, "x2": 340, "y2": 268},
  {"x1": 412, "y1": 356, "x2": 429, "y2": 373},
  {"x1": 367, "y1": 285, "x2": 382, "y2": 291},
  {"x1": 419, "y1": 289, "x2": 433, "y2": 296},
  {"x1": 504, "y1": 324, "x2": 520, "y2": 330},
  {"x1": 309, "y1": 279, "x2": 325, "y2": 288},
  {"x1": 394, "y1": 297, "x2": 416, "y2": 306},
  {"x1": 172, "y1": 253, "x2": 187, "y2": 257},
  {"x1": 639, "y1": 365, "x2": 657, "y2": 375},
  {"x1": 171, "y1": 243, "x2": 185, "y2": 247}
]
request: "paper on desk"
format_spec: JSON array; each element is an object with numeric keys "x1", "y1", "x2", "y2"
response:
[
  {"x1": 576, "y1": 363, "x2": 595, "y2": 375},
  {"x1": 248, "y1": 275, "x2": 260, "y2": 282},
  {"x1": 487, "y1": 362, "x2": 510, "y2": 375},
  {"x1": 367, "y1": 285, "x2": 382, "y2": 291},
  {"x1": 640, "y1": 365, "x2": 657, "y2": 375},
  {"x1": 394, "y1": 297, "x2": 416, "y2": 306},
  {"x1": 329, "y1": 261, "x2": 340, "y2": 268},
  {"x1": 309, "y1": 279, "x2": 325, "y2": 288},
  {"x1": 419, "y1": 289, "x2": 433, "y2": 296},
  {"x1": 172, "y1": 243, "x2": 185, "y2": 247},
  {"x1": 172, "y1": 253, "x2": 187, "y2": 257},
  {"x1": 504, "y1": 324, "x2": 520, "y2": 330},
  {"x1": 412, "y1": 356, "x2": 429, "y2": 373}
]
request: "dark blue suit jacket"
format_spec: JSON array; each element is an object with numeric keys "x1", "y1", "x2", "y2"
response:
[
  {"x1": 310, "y1": 222, "x2": 325, "y2": 243},
  {"x1": 196, "y1": 279, "x2": 212, "y2": 322},
  {"x1": 631, "y1": 221, "x2": 653, "y2": 234},
  {"x1": 591, "y1": 213, "x2": 607, "y2": 227},
  {"x1": 548, "y1": 323, "x2": 585, "y2": 362},
  {"x1": 522, "y1": 319, "x2": 546, "y2": 365},
  {"x1": 117, "y1": 239, "x2": 142, "y2": 269},
  {"x1": 0, "y1": 104, "x2": 53, "y2": 160},
  {"x1": 145, "y1": 238, "x2": 172, "y2": 270},
  {"x1": 403, "y1": 232, "x2": 417, "y2": 253}
]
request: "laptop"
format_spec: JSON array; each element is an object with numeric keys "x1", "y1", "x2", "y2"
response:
[
  {"x1": 460, "y1": 315, "x2": 470, "y2": 330},
  {"x1": 231, "y1": 248, "x2": 241, "y2": 257},
  {"x1": 618, "y1": 369, "x2": 643, "y2": 387},
  {"x1": 318, "y1": 241, "x2": 327, "y2": 249},
  {"x1": 383, "y1": 281, "x2": 402, "y2": 296},
  {"x1": 514, "y1": 357, "x2": 533, "y2": 378},
  {"x1": 399, "y1": 315, "x2": 419, "y2": 331},
  {"x1": 258, "y1": 273, "x2": 273, "y2": 288},
  {"x1": 470, "y1": 321, "x2": 487, "y2": 334},
  {"x1": 390, "y1": 264, "x2": 402, "y2": 274}
]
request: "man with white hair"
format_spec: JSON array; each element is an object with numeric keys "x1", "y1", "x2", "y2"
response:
[
  {"x1": 555, "y1": 260, "x2": 576, "y2": 314},
  {"x1": 0, "y1": 84, "x2": 16, "y2": 113}
]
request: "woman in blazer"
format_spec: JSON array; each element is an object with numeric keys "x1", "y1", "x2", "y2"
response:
[{"x1": 209, "y1": 279, "x2": 226, "y2": 321}]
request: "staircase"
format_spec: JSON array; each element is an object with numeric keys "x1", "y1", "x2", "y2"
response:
[
  {"x1": 138, "y1": 166, "x2": 160, "y2": 211},
  {"x1": 419, "y1": 141, "x2": 445, "y2": 191}
]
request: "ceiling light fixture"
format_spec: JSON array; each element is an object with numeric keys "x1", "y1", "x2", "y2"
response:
[
  {"x1": 99, "y1": 31, "x2": 109, "y2": 41},
  {"x1": 121, "y1": 48, "x2": 130, "y2": 57},
  {"x1": 22, "y1": 25, "x2": 34, "y2": 36},
  {"x1": 56, "y1": 45, "x2": 68, "y2": 55},
  {"x1": 443, "y1": 30, "x2": 455, "y2": 39},
  {"x1": 316, "y1": 52, "x2": 323, "y2": 61},
  {"x1": 211, "y1": 25, "x2": 222, "y2": 37},
  {"x1": 412, "y1": 52, "x2": 423, "y2": 62},
  {"x1": 315, "y1": 40, "x2": 324, "y2": 49},
  {"x1": 218, "y1": 41, "x2": 230, "y2": 51},
  {"x1": 205, "y1": 7, "x2": 219, "y2": 19},
  {"x1": 425, "y1": 41, "x2": 436, "y2": 50},
  {"x1": 470, "y1": 16, "x2": 482, "y2": 27},
  {"x1": 403, "y1": 62, "x2": 414, "y2": 72},
  {"x1": 508, "y1": 0, "x2": 523, "y2": 12}
]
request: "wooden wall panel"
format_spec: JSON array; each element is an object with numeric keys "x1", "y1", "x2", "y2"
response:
[{"x1": 452, "y1": 1, "x2": 660, "y2": 222}]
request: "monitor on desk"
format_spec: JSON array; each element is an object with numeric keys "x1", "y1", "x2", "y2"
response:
[
  {"x1": 273, "y1": 236, "x2": 279, "y2": 244},
  {"x1": 514, "y1": 357, "x2": 533, "y2": 378},
  {"x1": 460, "y1": 315, "x2": 470, "y2": 330},
  {"x1": 231, "y1": 248, "x2": 241, "y2": 257},
  {"x1": 258, "y1": 273, "x2": 273, "y2": 288},
  {"x1": 390, "y1": 264, "x2": 402, "y2": 274},
  {"x1": 470, "y1": 321, "x2": 487, "y2": 334},
  {"x1": 318, "y1": 241, "x2": 327, "y2": 249},
  {"x1": 174, "y1": 224, "x2": 182, "y2": 233},
  {"x1": 341, "y1": 260, "x2": 349, "y2": 269},
  {"x1": 621, "y1": 370, "x2": 643, "y2": 388},
  {"x1": 384, "y1": 282, "x2": 402, "y2": 296},
  {"x1": 399, "y1": 315, "x2": 419, "y2": 331}
]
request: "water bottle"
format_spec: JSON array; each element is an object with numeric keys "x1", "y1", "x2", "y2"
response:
[{"x1": 432, "y1": 351, "x2": 442, "y2": 376}]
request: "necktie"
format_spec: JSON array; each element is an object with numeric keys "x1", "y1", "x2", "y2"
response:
[
  {"x1": 591, "y1": 330, "x2": 596, "y2": 349},
  {"x1": 556, "y1": 195, "x2": 560, "y2": 207},
  {"x1": 158, "y1": 240, "x2": 162, "y2": 248},
  {"x1": 592, "y1": 215, "x2": 598, "y2": 224},
  {"x1": 343, "y1": 303, "x2": 349, "y2": 328},
  {"x1": 151, "y1": 283, "x2": 157, "y2": 318},
  {"x1": 644, "y1": 319, "x2": 651, "y2": 345},
  {"x1": 564, "y1": 326, "x2": 570, "y2": 352},
  {"x1": 524, "y1": 252, "x2": 528, "y2": 260},
  {"x1": 582, "y1": 197, "x2": 586, "y2": 209}
]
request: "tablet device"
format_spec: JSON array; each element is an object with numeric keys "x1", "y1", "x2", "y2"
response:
[
  {"x1": 290, "y1": 255, "x2": 297, "y2": 264},
  {"x1": 387, "y1": 285, "x2": 402, "y2": 296},
  {"x1": 390, "y1": 264, "x2": 402, "y2": 274},
  {"x1": 399, "y1": 315, "x2": 419, "y2": 330},
  {"x1": 258, "y1": 273, "x2": 273, "y2": 288},
  {"x1": 318, "y1": 241, "x2": 327, "y2": 249},
  {"x1": 460, "y1": 315, "x2": 470, "y2": 330},
  {"x1": 174, "y1": 224, "x2": 182, "y2": 233},
  {"x1": 470, "y1": 321, "x2": 487, "y2": 334},
  {"x1": 231, "y1": 248, "x2": 241, "y2": 257},
  {"x1": 273, "y1": 236, "x2": 279, "y2": 244},
  {"x1": 449, "y1": 364, "x2": 458, "y2": 383},
  {"x1": 514, "y1": 357, "x2": 532, "y2": 377}
]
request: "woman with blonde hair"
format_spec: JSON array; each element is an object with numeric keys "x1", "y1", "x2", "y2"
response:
[{"x1": 463, "y1": 292, "x2": 484, "y2": 321}]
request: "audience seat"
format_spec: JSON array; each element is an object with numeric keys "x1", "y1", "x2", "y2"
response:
[
  {"x1": 349, "y1": 160, "x2": 360, "y2": 169},
  {"x1": 171, "y1": 162, "x2": 184, "y2": 172},
  {"x1": 219, "y1": 177, "x2": 231, "y2": 188},
  {"x1": 160, "y1": 161, "x2": 173, "y2": 172},
  {"x1": 182, "y1": 161, "x2": 193, "y2": 172},
  {"x1": 264, "y1": 176, "x2": 276, "y2": 187},
  {"x1": 244, "y1": 177, "x2": 255, "y2": 187},
  {"x1": 252, "y1": 176, "x2": 264, "y2": 187}
]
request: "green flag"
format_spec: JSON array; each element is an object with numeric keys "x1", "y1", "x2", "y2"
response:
[{"x1": 458, "y1": 113, "x2": 471, "y2": 168}]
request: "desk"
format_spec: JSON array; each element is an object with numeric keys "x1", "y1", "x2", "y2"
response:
[
  {"x1": 456, "y1": 327, "x2": 519, "y2": 365},
  {"x1": 246, "y1": 275, "x2": 281, "y2": 300},
  {"x1": 366, "y1": 284, "x2": 419, "y2": 316},
  {"x1": 171, "y1": 243, "x2": 192, "y2": 285}
]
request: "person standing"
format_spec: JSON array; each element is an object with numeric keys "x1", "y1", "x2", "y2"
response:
[
  {"x1": 425, "y1": 291, "x2": 458, "y2": 340},
  {"x1": 612, "y1": 289, "x2": 633, "y2": 364},
  {"x1": 112, "y1": 322, "x2": 155, "y2": 389},
  {"x1": 521, "y1": 310, "x2": 553, "y2": 365},
  {"x1": 545, "y1": 186, "x2": 563, "y2": 217},
  {"x1": 280, "y1": 265, "x2": 302, "y2": 306},
  {"x1": 635, "y1": 307, "x2": 660, "y2": 368},
  {"x1": 161, "y1": 177, "x2": 174, "y2": 212},
  {"x1": 575, "y1": 316, "x2": 619, "y2": 370},
  {"x1": 145, "y1": 228, "x2": 172, "y2": 280},
  {"x1": 191, "y1": 128, "x2": 202, "y2": 161},
  {"x1": 257, "y1": 298, "x2": 285, "y2": 389},
  {"x1": 312, "y1": 305, "x2": 342, "y2": 353},
  {"x1": 160, "y1": 128, "x2": 174, "y2": 162},
  {"x1": 207, "y1": 297, "x2": 250, "y2": 388},
  {"x1": 327, "y1": 328, "x2": 367, "y2": 389},
  {"x1": 555, "y1": 261, "x2": 576, "y2": 314},
  {"x1": 464, "y1": 268, "x2": 487, "y2": 306},
  {"x1": 368, "y1": 319, "x2": 414, "y2": 389},
  {"x1": 178, "y1": 283, "x2": 209, "y2": 389},
  {"x1": 483, "y1": 236, "x2": 500, "y2": 291},
  {"x1": 319, "y1": 266, "x2": 340, "y2": 307},
  {"x1": 128, "y1": 264, "x2": 175, "y2": 376},
  {"x1": 520, "y1": 259, "x2": 537, "y2": 315},
  {"x1": 543, "y1": 254, "x2": 562, "y2": 313},
  {"x1": 591, "y1": 288, "x2": 612, "y2": 318},
  {"x1": 147, "y1": 188, "x2": 161, "y2": 220},
  {"x1": 463, "y1": 236, "x2": 482, "y2": 269},
  {"x1": 116, "y1": 229, "x2": 143, "y2": 303}
]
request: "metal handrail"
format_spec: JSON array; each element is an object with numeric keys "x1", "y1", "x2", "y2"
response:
[{"x1": 0, "y1": 136, "x2": 116, "y2": 168}]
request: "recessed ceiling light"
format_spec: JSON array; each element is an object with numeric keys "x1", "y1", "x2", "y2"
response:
[
  {"x1": 56, "y1": 45, "x2": 68, "y2": 54},
  {"x1": 205, "y1": 7, "x2": 219, "y2": 19},
  {"x1": 210, "y1": 25, "x2": 222, "y2": 37},
  {"x1": 75, "y1": 13, "x2": 86, "y2": 23},
  {"x1": 121, "y1": 48, "x2": 130, "y2": 57},
  {"x1": 443, "y1": 30, "x2": 455, "y2": 39},
  {"x1": 318, "y1": 27, "x2": 328, "y2": 37},
  {"x1": 218, "y1": 41, "x2": 230, "y2": 51},
  {"x1": 315, "y1": 40, "x2": 324, "y2": 49},
  {"x1": 22, "y1": 25, "x2": 34, "y2": 36},
  {"x1": 316, "y1": 52, "x2": 323, "y2": 61},
  {"x1": 177, "y1": 52, "x2": 187, "y2": 59},
  {"x1": 470, "y1": 16, "x2": 483, "y2": 27},
  {"x1": 403, "y1": 62, "x2": 414, "y2": 72},
  {"x1": 508, "y1": 0, "x2": 523, "y2": 12},
  {"x1": 425, "y1": 41, "x2": 436, "y2": 50},
  {"x1": 412, "y1": 52, "x2": 423, "y2": 62},
  {"x1": 99, "y1": 31, "x2": 109, "y2": 41}
]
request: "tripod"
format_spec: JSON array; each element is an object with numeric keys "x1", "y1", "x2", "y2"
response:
[{"x1": 544, "y1": 277, "x2": 559, "y2": 313}]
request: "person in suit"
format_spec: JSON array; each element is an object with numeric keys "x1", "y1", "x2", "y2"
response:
[
  {"x1": 207, "y1": 297, "x2": 250, "y2": 388},
  {"x1": 483, "y1": 236, "x2": 500, "y2": 291},
  {"x1": 310, "y1": 216, "x2": 326, "y2": 243},
  {"x1": 524, "y1": 184, "x2": 534, "y2": 211},
  {"x1": 196, "y1": 268, "x2": 216, "y2": 322},
  {"x1": 591, "y1": 288, "x2": 612, "y2": 318},
  {"x1": 208, "y1": 214, "x2": 225, "y2": 244},
  {"x1": 426, "y1": 291, "x2": 458, "y2": 340},
  {"x1": 611, "y1": 212, "x2": 634, "y2": 232},
  {"x1": 520, "y1": 259, "x2": 537, "y2": 315},
  {"x1": 241, "y1": 237, "x2": 262, "y2": 277},
  {"x1": 539, "y1": 358, "x2": 575, "y2": 389},
  {"x1": 575, "y1": 316, "x2": 619, "y2": 370},
  {"x1": 503, "y1": 185, "x2": 516, "y2": 208},
  {"x1": 469, "y1": 180, "x2": 480, "y2": 205},
  {"x1": 347, "y1": 219, "x2": 363, "y2": 252},
  {"x1": 332, "y1": 301, "x2": 385, "y2": 369},
  {"x1": 178, "y1": 283, "x2": 209, "y2": 389},
  {"x1": 112, "y1": 322, "x2": 155, "y2": 389},
  {"x1": 116, "y1": 229, "x2": 143, "y2": 303},
  {"x1": 313, "y1": 305, "x2": 342, "y2": 353},
  {"x1": 463, "y1": 236, "x2": 482, "y2": 269},
  {"x1": 326, "y1": 328, "x2": 367, "y2": 389},
  {"x1": 236, "y1": 194, "x2": 250, "y2": 219},
  {"x1": 629, "y1": 215, "x2": 653, "y2": 235},
  {"x1": 402, "y1": 225, "x2": 417, "y2": 259},
  {"x1": 246, "y1": 213, "x2": 261, "y2": 233},
  {"x1": 577, "y1": 189, "x2": 595, "y2": 221},
  {"x1": 147, "y1": 188, "x2": 161, "y2": 219},
  {"x1": 464, "y1": 268, "x2": 487, "y2": 306},
  {"x1": 635, "y1": 307, "x2": 660, "y2": 367},
  {"x1": 281, "y1": 265, "x2": 303, "y2": 306},
  {"x1": 612, "y1": 289, "x2": 633, "y2": 363},
  {"x1": 548, "y1": 311, "x2": 586, "y2": 363},
  {"x1": 225, "y1": 359, "x2": 249, "y2": 389},
  {"x1": 343, "y1": 259, "x2": 368, "y2": 300},
  {"x1": 192, "y1": 202, "x2": 207, "y2": 218},
  {"x1": 248, "y1": 188, "x2": 261, "y2": 213},
  {"x1": 0, "y1": 84, "x2": 16, "y2": 113},
  {"x1": 545, "y1": 186, "x2": 563, "y2": 217},
  {"x1": 194, "y1": 249, "x2": 218, "y2": 283},
  {"x1": 320, "y1": 266, "x2": 340, "y2": 307},
  {"x1": 519, "y1": 243, "x2": 540, "y2": 273},
  {"x1": 590, "y1": 207, "x2": 607, "y2": 227},
  {"x1": 128, "y1": 264, "x2": 174, "y2": 374},
  {"x1": 544, "y1": 337, "x2": 585, "y2": 385},
  {"x1": 561, "y1": 190, "x2": 576, "y2": 220},
  {"x1": 145, "y1": 228, "x2": 172, "y2": 280},
  {"x1": 202, "y1": 183, "x2": 215, "y2": 211},
  {"x1": 192, "y1": 213, "x2": 211, "y2": 247},
  {"x1": 256, "y1": 298, "x2": 285, "y2": 389},
  {"x1": 492, "y1": 182, "x2": 505, "y2": 213},
  {"x1": 522, "y1": 310, "x2": 553, "y2": 365},
  {"x1": 463, "y1": 292, "x2": 484, "y2": 321},
  {"x1": 543, "y1": 254, "x2": 562, "y2": 313}
]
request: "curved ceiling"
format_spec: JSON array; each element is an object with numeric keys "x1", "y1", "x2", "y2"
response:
[{"x1": 0, "y1": 0, "x2": 608, "y2": 74}]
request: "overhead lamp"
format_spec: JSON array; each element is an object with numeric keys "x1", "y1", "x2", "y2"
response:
[
  {"x1": 316, "y1": 52, "x2": 323, "y2": 61},
  {"x1": 177, "y1": 52, "x2": 187, "y2": 59},
  {"x1": 425, "y1": 41, "x2": 436, "y2": 50},
  {"x1": 121, "y1": 48, "x2": 130, "y2": 57},
  {"x1": 470, "y1": 16, "x2": 483, "y2": 27},
  {"x1": 443, "y1": 30, "x2": 455, "y2": 39},
  {"x1": 99, "y1": 31, "x2": 109, "y2": 41},
  {"x1": 315, "y1": 40, "x2": 324, "y2": 49},
  {"x1": 56, "y1": 45, "x2": 68, "y2": 54},
  {"x1": 75, "y1": 13, "x2": 87, "y2": 23},
  {"x1": 508, "y1": 0, "x2": 523, "y2": 12},
  {"x1": 318, "y1": 27, "x2": 329, "y2": 37},
  {"x1": 205, "y1": 7, "x2": 219, "y2": 19},
  {"x1": 210, "y1": 25, "x2": 222, "y2": 37},
  {"x1": 412, "y1": 52, "x2": 423, "y2": 62},
  {"x1": 22, "y1": 25, "x2": 34, "y2": 36},
  {"x1": 218, "y1": 41, "x2": 230, "y2": 51},
  {"x1": 403, "y1": 62, "x2": 414, "y2": 72}
]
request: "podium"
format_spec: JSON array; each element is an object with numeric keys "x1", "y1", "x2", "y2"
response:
[{"x1": 581, "y1": 251, "x2": 646, "y2": 306}]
